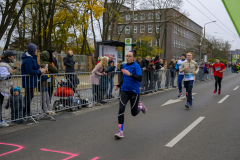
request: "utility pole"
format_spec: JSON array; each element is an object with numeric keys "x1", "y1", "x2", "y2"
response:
[
  {"x1": 164, "y1": 9, "x2": 167, "y2": 65},
  {"x1": 203, "y1": 21, "x2": 216, "y2": 60}
]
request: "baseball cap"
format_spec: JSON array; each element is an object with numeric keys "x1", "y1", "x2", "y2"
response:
[{"x1": 3, "y1": 51, "x2": 17, "y2": 57}]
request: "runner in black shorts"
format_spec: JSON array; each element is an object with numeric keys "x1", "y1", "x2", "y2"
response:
[
  {"x1": 114, "y1": 50, "x2": 147, "y2": 139},
  {"x1": 211, "y1": 57, "x2": 226, "y2": 95}
]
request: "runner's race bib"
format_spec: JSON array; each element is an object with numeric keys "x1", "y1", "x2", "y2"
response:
[
  {"x1": 215, "y1": 67, "x2": 221, "y2": 71},
  {"x1": 185, "y1": 73, "x2": 194, "y2": 81}
]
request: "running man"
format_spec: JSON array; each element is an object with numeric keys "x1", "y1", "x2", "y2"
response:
[
  {"x1": 211, "y1": 57, "x2": 226, "y2": 95},
  {"x1": 176, "y1": 54, "x2": 187, "y2": 98},
  {"x1": 180, "y1": 52, "x2": 199, "y2": 109},
  {"x1": 115, "y1": 50, "x2": 147, "y2": 139}
]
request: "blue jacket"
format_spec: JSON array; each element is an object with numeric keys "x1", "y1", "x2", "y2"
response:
[{"x1": 21, "y1": 52, "x2": 41, "y2": 88}]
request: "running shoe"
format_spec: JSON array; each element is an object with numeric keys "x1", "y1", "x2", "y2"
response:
[
  {"x1": 178, "y1": 93, "x2": 183, "y2": 98},
  {"x1": 0, "y1": 120, "x2": 9, "y2": 127},
  {"x1": 218, "y1": 90, "x2": 221, "y2": 95},
  {"x1": 185, "y1": 102, "x2": 190, "y2": 109},
  {"x1": 115, "y1": 131, "x2": 124, "y2": 139},
  {"x1": 213, "y1": 90, "x2": 217, "y2": 94},
  {"x1": 139, "y1": 101, "x2": 147, "y2": 114}
]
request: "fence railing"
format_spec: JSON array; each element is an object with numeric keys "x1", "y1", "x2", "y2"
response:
[{"x1": 0, "y1": 67, "x2": 232, "y2": 125}]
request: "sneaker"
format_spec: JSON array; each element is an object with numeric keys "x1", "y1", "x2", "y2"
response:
[
  {"x1": 0, "y1": 120, "x2": 9, "y2": 127},
  {"x1": 213, "y1": 90, "x2": 217, "y2": 94},
  {"x1": 178, "y1": 93, "x2": 183, "y2": 98},
  {"x1": 185, "y1": 102, "x2": 190, "y2": 109},
  {"x1": 218, "y1": 90, "x2": 221, "y2": 95},
  {"x1": 139, "y1": 101, "x2": 147, "y2": 114},
  {"x1": 115, "y1": 131, "x2": 124, "y2": 139}
]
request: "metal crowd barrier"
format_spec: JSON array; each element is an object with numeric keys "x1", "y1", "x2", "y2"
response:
[{"x1": 0, "y1": 67, "x2": 232, "y2": 125}]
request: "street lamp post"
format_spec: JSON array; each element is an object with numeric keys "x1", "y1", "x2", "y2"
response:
[
  {"x1": 203, "y1": 21, "x2": 216, "y2": 59},
  {"x1": 199, "y1": 42, "x2": 202, "y2": 62}
]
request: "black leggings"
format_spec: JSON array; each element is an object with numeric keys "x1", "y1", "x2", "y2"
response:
[
  {"x1": 0, "y1": 94, "x2": 4, "y2": 121},
  {"x1": 118, "y1": 91, "x2": 140, "y2": 124},
  {"x1": 214, "y1": 76, "x2": 222, "y2": 90}
]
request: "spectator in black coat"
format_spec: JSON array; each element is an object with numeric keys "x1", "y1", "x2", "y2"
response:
[
  {"x1": 136, "y1": 57, "x2": 142, "y2": 66},
  {"x1": 140, "y1": 56, "x2": 151, "y2": 94},
  {"x1": 64, "y1": 51, "x2": 76, "y2": 73}
]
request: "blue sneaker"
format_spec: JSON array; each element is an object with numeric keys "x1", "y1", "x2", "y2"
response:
[
  {"x1": 178, "y1": 93, "x2": 183, "y2": 98},
  {"x1": 185, "y1": 102, "x2": 190, "y2": 109}
]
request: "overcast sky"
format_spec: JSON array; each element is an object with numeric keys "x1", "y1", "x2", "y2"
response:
[
  {"x1": 0, "y1": 0, "x2": 239, "y2": 50},
  {"x1": 182, "y1": 0, "x2": 240, "y2": 50}
]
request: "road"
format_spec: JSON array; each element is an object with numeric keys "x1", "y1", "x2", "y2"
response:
[{"x1": 0, "y1": 73, "x2": 240, "y2": 160}]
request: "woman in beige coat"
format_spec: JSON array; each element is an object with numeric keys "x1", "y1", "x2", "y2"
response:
[{"x1": 90, "y1": 57, "x2": 108, "y2": 102}]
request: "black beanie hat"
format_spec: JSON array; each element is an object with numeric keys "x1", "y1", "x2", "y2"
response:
[{"x1": 182, "y1": 54, "x2": 186, "y2": 58}]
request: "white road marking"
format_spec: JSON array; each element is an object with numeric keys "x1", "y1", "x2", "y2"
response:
[
  {"x1": 165, "y1": 117, "x2": 205, "y2": 147},
  {"x1": 218, "y1": 95, "x2": 229, "y2": 104},
  {"x1": 161, "y1": 93, "x2": 197, "y2": 106},
  {"x1": 233, "y1": 86, "x2": 239, "y2": 90}
]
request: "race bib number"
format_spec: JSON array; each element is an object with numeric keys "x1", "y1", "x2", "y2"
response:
[
  {"x1": 185, "y1": 73, "x2": 194, "y2": 81},
  {"x1": 215, "y1": 67, "x2": 221, "y2": 71}
]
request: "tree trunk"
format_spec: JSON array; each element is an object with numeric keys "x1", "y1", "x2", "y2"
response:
[
  {"x1": 38, "y1": 1, "x2": 42, "y2": 51},
  {"x1": 46, "y1": 0, "x2": 56, "y2": 49}
]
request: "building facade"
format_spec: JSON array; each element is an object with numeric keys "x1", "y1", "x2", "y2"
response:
[{"x1": 110, "y1": 7, "x2": 202, "y2": 63}]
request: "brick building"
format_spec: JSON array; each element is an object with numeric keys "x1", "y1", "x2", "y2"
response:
[{"x1": 109, "y1": 6, "x2": 202, "y2": 63}]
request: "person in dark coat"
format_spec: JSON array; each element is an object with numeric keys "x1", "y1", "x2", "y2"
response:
[
  {"x1": 136, "y1": 57, "x2": 142, "y2": 66},
  {"x1": 5, "y1": 87, "x2": 25, "y2": 124},
  {"x1": 105, "y1": 55, "x2": 115, "y2": 99},
  {"x1": 140, "y1": 56, "x2": 151, "y2": 93},
  {"x1": 47, "y1": 50, "x2": 58, "y2": 69},
  {"x1": 169, "y1": 60, "x2": 177, "y2": 87},
  {"x1": 64, "y1": 51, "x2": 76, "y2": 73},
  {"x1": 21, "y1": 43, "x2": 46, "y2": 117}
]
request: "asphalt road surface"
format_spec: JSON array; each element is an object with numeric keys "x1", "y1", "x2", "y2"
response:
[{"x1": 0, "y1": 73, "x2": 240, "y2": 160}]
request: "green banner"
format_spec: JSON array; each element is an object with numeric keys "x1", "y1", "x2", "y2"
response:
[{"x1": 222, "y1": 0, "x2": 240, "y2": 37}]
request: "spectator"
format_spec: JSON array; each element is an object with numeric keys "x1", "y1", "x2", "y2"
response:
[
  {"x1": 5, "y1": 87, "x2": 25, "y2": 124},
  {"x1": 21, "y1": 43, "x2": 46, "y2": 118},
  {"x1": 97, "y1": 57, "x2": 102, "y2": 65},
  {"x1": 136, "y1": 57, "x2": 142, "y2": 66},
  {"x1": 90, "y1": 57, "x2": 107, "y2": 104},
  {"x1": 99, "y1": 62, "x2": 118, "y2": 103},
  {"x1": 105, "y1": 55, "x2": 115, "y2": 99},
  {"x1": 169, "y1": 60, "x2": 177, "y2": 88},
  {"x1": 64, "y1": 50, "x2": 76, "y2": 73},
  {"x1": 51, "y1": 50, "x2": 59, "y2": 69},
  {"x1": 202, "y1": 63, "x2": 209, "y2": 81},
  {"x1": 40, "y1": 50, "x2": 58, "y2": 102},
  {"x1": 158, "y1": 59, "x2": 165, "y2": 90},
  {"x1": 39, "y1": 64, "x2": 55, "y2": 115},
  {"x1": 152, "y1": 55, "x2": 161, "y2": 90},
  {"x1": 148, "y1": 63, "x2": 155, "y2": 91},
  {"x1": 0, "y1": 51, "x2": 17, "y2": 126},
  {"x1": 140, "y1": 56, "x2": 151, "y2": 94},
  {"x1": 198, "y1": 59, "x2": 204, "y2": 66}
]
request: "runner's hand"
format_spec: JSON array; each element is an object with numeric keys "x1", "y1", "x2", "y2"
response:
[
  {"x1": 115, "y1": 85, "x2": 119, "y2": 91},
  {"x1": 114, "y1": 63, "x2": 118, "y2": 67},
  {"x1": 121, "y1": 69, "x2": 130, "y2": 76}
]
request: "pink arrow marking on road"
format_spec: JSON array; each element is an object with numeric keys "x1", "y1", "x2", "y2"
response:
[
  {"x1": 41, "y1": 148, "x2": 79, "y2": 160},
  {"x1": 0, "y1": 142, "x2": 24, "y2": 157},
  {"x1": 91, "y1": 157, "x2": 100, "y2": 160}
]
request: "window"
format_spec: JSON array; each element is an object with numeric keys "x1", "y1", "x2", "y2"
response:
[
  {"x1": 126, "y1": 15, "x2": 130, "y2": 20},
  {"x1": 183, "y1": 30, "x2": 185, "y2": 37},
  {"x1": 181, "y1": 42, "x2": 183, "y2": 49},
  {"x1": 156, "y1": 24, "x2": 160, "y2": 33},
  {"x1": 148, "y1": 25, "x2": 153, "y2": 33},
  {"x1": 141, "y1": 13, "x2": 145, "y2": 20},
  {"x1": 118, "y1": 26, "x2": 122, "y2": 34},
  {"x1": 134, "y1": 14, "x2": 138, "y2": 20},
  {"x1": 174, "y1": 25, "x2": 177, "y2": 34},
  {"x1": 134, "y1": 26, "x2": 137, "y2": 33},
  {"x1": 149, "y1": 39, "x2": 152, "y2": 46},
  {"x1": 174, "y1": 39, "x2": 176, "y2": 48},
  {"x1": 186, "y1": 21, "x2": 190, "y2": 27},
  {"x1": 178, "y1": 40, "x2": 180, "y2": 48},
  {"x1": 156, "y1": 12, "x2": 161, "y2": 19},
  {"x1": 180, "y1": 28, "x2": 182, "y2": 36},
  {"x1": 140, "y1": 25, "x2": 145, "y2": 33},
  {"x1": 125, "y1": 26, "x2": 130, "y2": 34},
  {"x1": 148, "y1": 13, "x2": 153, "y2": 19},
  {"x1": 186, "y1": 32, "x2": 189, "y2": 39}
]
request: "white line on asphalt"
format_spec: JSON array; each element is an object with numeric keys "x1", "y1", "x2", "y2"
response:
[
  {"x1": 218, "y1": 95, "x2": 230, "y2": 103},
  {"x1": 233, "y1": 86, "x2": 239, "y2": 90},
  {"x1": 165, "y1": 117, "x2": 205, "y2": 147}
]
